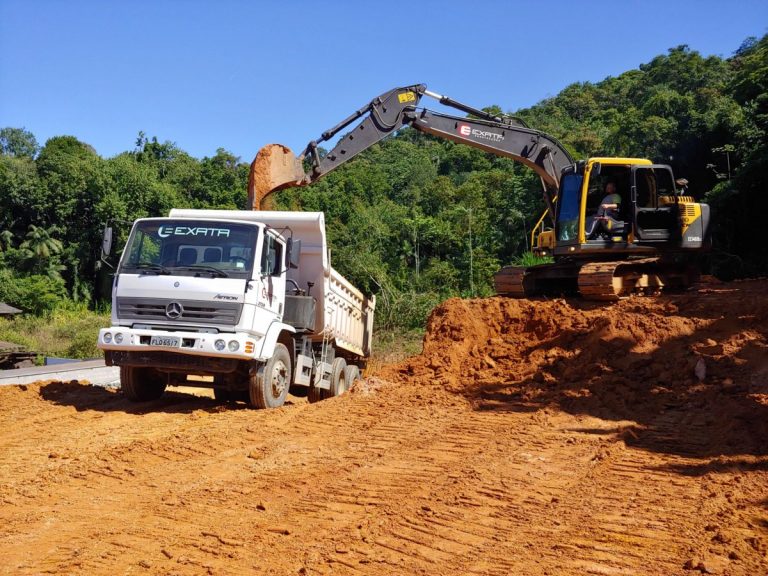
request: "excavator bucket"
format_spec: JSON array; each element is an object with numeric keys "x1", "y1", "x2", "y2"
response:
[{"x1": 247, "y1": 144, "x2": 307, "y2": 210}]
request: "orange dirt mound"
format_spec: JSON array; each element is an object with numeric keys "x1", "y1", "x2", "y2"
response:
[{"x1": 383, "y1": 279, "x2": 768, "y2": 451}]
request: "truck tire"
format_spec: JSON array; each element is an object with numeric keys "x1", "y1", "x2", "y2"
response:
[
  {"x1": 344, "y1": 364, "x2": 360, "y2": 389},
  {"x1": 308, "y1": 357, "x2": 348, "y2": 403},
  {"x1": 328, "y1": 357, "x2": 348, "y2": 396},
  {"x1": 249, "y1": 344, "x2": 291, "y2": 409},
  {"x1": 307, "y1": 384, "x2": 323, "y2": 404},
  {"x1": 120, "y1": 366, "x2": 166, "y2": 402}
]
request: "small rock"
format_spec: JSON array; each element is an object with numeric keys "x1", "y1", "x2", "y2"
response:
[
  {"x1": 138, "y1": 559, "x2": 151, "y2": 569},
  {"x1": 694, "y1": 357, "x2": 707, "y2": 382},
  {"x1": 712, "y1": 531, "x2": 731, "y2": 544},
  {"x1": 161, "y1": 549, "x2": 173, "y2": 559},
  {"x1": 256, "y1": 502, "x2": 266, "y2": 511},
  {"x1": 699, "y1": 555, "x2": 729, "y2": 574},
  {"x1": 683, "y1": 557, "x2": 701, "y2": 570}
]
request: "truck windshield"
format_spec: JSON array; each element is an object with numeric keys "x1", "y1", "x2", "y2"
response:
[{"x1": 120, "y1": 219, "x2": 259, "y2": 279}]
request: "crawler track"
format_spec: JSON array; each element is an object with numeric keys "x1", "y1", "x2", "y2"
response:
[{"x1": 496, "y1": 258, "x2": 699, "y2": 301}]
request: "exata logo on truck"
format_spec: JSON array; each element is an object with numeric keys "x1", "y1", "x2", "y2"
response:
[
  {"x1": 457, "y1": 123, "x2": 504, "y2": 142},
  {"x1": 157, "y1": 226, "x2": 231, "y2": 238}
]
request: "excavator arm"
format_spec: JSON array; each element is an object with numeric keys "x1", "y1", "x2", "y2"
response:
[{"x1": 248, "y1": 84, "x2": 574, "y2": 211}]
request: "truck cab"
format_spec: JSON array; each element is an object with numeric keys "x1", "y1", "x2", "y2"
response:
[{"x1": 98, "y1": 210, "x2": 375, "y2": 409}]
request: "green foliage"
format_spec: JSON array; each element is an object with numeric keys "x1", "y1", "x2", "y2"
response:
[
  {"x1": 510, "y1": 252, "x2": 555, "y2": 267},
  {"x1": 0, "y1": 34, "x2": 766, "y2": 335},
  {"x1": 0, "y1": 270, "x2": 68, "y2": 315},
  {"x1": 0, "y1": 127, "x2": 38, "y2": 158},
  {"x1": 0, "y1": 304, "x2": 110, "y2": 359}
]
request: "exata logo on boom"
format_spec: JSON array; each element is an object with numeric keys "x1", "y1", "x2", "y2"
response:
[{"x1": 457, "y1": 124, "x2": 504, "y2": 142}]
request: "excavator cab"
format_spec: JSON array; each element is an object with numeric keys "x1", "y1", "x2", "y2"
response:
[{"x1": 553, "y1": 158, "x2": 684, "y2": 254}]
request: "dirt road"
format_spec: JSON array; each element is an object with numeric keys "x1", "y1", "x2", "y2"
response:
[{"x1": 1, "y1": 279, "x2": 767, "y2": 575}]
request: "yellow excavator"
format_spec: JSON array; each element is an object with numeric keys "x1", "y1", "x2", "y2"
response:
[{"x1": 248, "y1": 84, "x2": 711, "y2": 301}]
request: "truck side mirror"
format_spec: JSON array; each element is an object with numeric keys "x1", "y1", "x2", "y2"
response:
[
  {"x1": 102, "y1": 226, "x2": 113, "y2": 256},
  {"x1": 286, "y1": 238, "x2": 301, "y2": 269}
]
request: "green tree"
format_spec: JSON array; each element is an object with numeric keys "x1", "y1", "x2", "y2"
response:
[{"x1": 0, "y1": 127, "x2": 39, "y2": 158}]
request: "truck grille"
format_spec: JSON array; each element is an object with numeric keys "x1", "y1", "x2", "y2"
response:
[{"x1": 117, "y1": 297, "x2": 242, "y2": 326}]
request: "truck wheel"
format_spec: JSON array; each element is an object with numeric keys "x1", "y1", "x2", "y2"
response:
[
  {"x1": 120, "y1": 366, "x2": 166, "y2": 402},
  {"x1": 249, "y1": 344, "x2": 291, "y2": 409},
  {"x1": 307, "y1": 385, "x2": 323, "y2": 404},
  {"x1": 344, "y1": 364, "x2": 360, "y2": 389},
  {"x1": 328, "y1": 357, "x2": 348, "y2": 397},
  {"x1": 307, "y1": 357, "x2": 349, "y2": 403}
]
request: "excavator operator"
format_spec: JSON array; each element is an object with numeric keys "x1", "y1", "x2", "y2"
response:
[{"x1": 587, "y1": 181, "x2": 624, "y2": 239}]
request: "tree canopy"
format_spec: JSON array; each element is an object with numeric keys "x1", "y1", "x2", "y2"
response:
[{"x1": 1, "y1": 35, "x2": 765, "y2": 319}]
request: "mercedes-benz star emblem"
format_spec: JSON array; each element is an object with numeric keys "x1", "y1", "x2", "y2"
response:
[{"x1": 165, "y1": 301, "x2": 183, "y2": 319}]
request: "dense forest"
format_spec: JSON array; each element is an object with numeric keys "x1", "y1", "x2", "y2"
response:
[{"x1": 1, "y1": 36, "x2": 765, "y2": 327}]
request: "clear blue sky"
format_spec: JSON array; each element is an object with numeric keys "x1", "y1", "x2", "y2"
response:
[{"x1": 1, "y1": 0, "x2": 766, "y2": 162}]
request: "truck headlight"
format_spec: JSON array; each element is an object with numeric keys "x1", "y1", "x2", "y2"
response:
[
  {"x1": 228, "y1": 340, "x2": 239, "y2": 352},
  {"x1": 214, "y1": 339, "x2": 226, "y2": 351},
  {"x1": 114, "y1": 333, "x2": 124, "y2": 344},
  {"x1": 103, "y1": 332, "x2": 112, "y2": 344}
]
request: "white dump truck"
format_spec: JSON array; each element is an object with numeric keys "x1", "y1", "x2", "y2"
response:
[{"x1": 97, "y1": 210, "x2": 375, "y2": 408}]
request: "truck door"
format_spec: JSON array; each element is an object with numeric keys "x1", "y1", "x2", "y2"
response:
[{"x1": 254, "y1": 232, "x2": 287, "y2": 320}]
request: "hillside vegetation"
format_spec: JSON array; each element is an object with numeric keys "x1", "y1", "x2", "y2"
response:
[{"x1": 1, "y1": 36, "x2": 765, "y2": 327}]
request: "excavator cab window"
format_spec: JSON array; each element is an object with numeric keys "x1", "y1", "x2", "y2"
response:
[
  {"x1": 585, "y1": 168, "x2": 604, "y2": 213},
  {"x1": 556, "y1": 172, "x2": 583, "y2": 242}
]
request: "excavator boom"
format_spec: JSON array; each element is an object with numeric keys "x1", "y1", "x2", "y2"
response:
[{"x1": 248, "y1": 84, "x2": 573, "y2": 209}]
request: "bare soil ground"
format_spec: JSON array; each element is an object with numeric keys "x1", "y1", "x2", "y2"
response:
[{"x1": 1, "y1": 279, "x2": 767, "y2": 575}]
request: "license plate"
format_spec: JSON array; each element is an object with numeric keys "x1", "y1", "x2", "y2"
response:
[{"x1": 150, "y1": 336, "x2": 179, "y2": 347}]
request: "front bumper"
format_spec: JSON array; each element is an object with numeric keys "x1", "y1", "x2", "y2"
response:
[{"x1": 97, "y1": 327, "x2": 261, "y2": 362}]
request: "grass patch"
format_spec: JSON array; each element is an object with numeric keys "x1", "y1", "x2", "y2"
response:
[
  {"x1": 509, "y1": 252, "x2": 554, "y2": 267},
  {"x1": 0, "y1": 305, "x2": 111, "y2": 360},
  {"x1": 367, "y1": 327, "x2": 424, "y2": 375}
]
